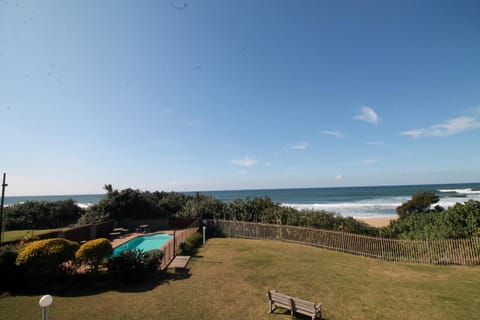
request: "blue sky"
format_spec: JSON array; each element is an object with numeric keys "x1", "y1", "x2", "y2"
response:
[{"x1": 1, "y1": 0, "x2": 479, "y2": 195}]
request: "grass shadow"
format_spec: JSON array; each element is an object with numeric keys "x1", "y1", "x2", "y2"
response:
[
  {"x1": 270, "y1": 309, "x2": 326, "y2": 320},
  {"x1": 8, "y1": 270, "x2": 174, "y2": 297},
  {"x1": 159, "y1": 268, "x2": 192, "y2": 284}
]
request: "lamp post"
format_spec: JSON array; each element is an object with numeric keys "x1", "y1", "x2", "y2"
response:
[
  {"x1": 202, "y1": 226, "x2": 206, "y2": 245},
  {"x1": 0, "y1": 173, "x2": 7, "y2": 243},
  {"x1": 39, "y1": 295, "x2": 53, "y2": 320},
  {"x1": 173, "y1": 216, "x2": 176, "y2": 258}
]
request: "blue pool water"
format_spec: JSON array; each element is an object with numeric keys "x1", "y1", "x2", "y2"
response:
[{"x1": 113, "y1": 233, "x2": 173, "y2": 257}]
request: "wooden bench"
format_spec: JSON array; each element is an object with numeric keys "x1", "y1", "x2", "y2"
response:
[{"x1": 267, "y1": 290, "x2": 322, "y2": 320}]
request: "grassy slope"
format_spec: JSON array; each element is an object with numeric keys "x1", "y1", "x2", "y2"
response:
[
  {"x1": 2, "y1": 228, "x2": 69, "y2": 242},
  {"x1": 1, "y1": 238, "x2": 480, "y2": 320}
]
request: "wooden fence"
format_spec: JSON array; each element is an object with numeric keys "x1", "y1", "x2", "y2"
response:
[
  {"x1": 207, "y1": 220, "x2": 480, "y2": 266},
  {"x1": 160, "y1": 219, "x2": 200, "y2": 269}
]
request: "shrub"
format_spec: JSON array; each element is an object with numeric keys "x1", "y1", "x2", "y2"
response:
[
  {"x1": 177, "y1": 194, "x2": 225, "y2": 220},
  {"x1": 0, "y1": 244, "x2": 19, "y2": 267},
  {"x1": 4, "y1": 199, "x2": 83, "y2": 230},
  {"x1": 16, "y1": 238, "x2": 80, "y2": 275},
  {"x1": 143, "y1": 249, "x2": 164, "y2": 272},
  {"x1": 108, "y1": 249, "x2": 164, "y2": 282},
  {"x1": 383, "y1": 199, "x2": 480, "y2": 240},
  {"x1": 178, "y1": 232, "x2": 203, "y2": 255},
  {"x1": 436, "y1": 200, "x2": 480, "y2": 238},
  {"x1": 0, "y1": 244, "x2": 20, "y2": 291},
  {"x1": 76, "y1": 238, "x2": 113, "y2": 271}
]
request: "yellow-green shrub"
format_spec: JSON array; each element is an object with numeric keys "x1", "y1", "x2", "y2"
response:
[
  {"x1": 16, "y1": 238, "x2": 79, "y2": 274},
  {"x1": 76, "y1": 238, "x2": 112, "y2": 270}
]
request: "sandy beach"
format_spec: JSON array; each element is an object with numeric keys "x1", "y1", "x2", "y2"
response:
[{"x1": 357, "y1": 216, "x2": 397, "y2": 228}]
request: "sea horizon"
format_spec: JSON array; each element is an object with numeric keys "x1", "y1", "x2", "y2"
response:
[
  {"x1": 6, "y1": 181, "x2": 480, "y2": 197},
  {"x1": 4, "y1": 182, "x2": 480, "y2": 219}
]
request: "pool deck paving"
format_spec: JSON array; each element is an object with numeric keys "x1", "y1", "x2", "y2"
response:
[{"x1": 110, "y1": 232, "x2": 142, "y2": 248}]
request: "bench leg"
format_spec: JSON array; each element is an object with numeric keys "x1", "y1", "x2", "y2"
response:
[{"x1": 268, "y1": 301, "x2": 276, "y2": 314}]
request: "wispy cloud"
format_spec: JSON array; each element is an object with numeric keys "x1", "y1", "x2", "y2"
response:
[
  {"x1": 229, "y1": 157, "x2": 258, "y2": 167},
  {"x1": 186, "y1": 120, "x2": 202, "y2": 128},
  {"x1": 362, "y1": 159, "x2": 379, "y2": 165},
  {"x1": 354, "y1": 106, "x2": 379, "y2": 125},
  {"x1": 335, "y1": 174, "x2": 343, "y2": 181},
  {"x1": 344, "y1": 158, "x2": 379, "y2": 166},
  {"x1": 291, "y1": 142, "x2": 309, "y2": 150},
  {"x1": 401, "y1": 117, "x2": 480, "y2": 139},
  {"x1": 366, "y1": 140, "x2": 383, "y2": 146},
  {"x1": 321, "y1": 131, "x2": 343, "y2": 138},
  {"x1": 474, "y1": 106, "x2": 480, "y2": 115}
]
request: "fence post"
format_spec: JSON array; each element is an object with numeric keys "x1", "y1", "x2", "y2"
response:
[
  {"x1": 425, "y1": 236, "x2": 432, "y2": 264},
  {"x1": 380, "y1": 235, "x2": 385, "y2": 260}
]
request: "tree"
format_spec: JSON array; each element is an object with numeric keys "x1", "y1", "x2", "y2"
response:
[
  {"x1": 396, "y1": 192, "x2": 442, "y2": 219},
  {"x1": 103, "y1": 184, "x2": 113, "y2": 193},
  {"x1": 177, "y1": 195, "x2": 224, "y2": 219}
]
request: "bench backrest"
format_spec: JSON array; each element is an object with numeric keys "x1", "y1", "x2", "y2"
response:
[
  {"x1": 268, "y1": 291, "x2": 292, "y2": 307},
  {"x1": 292, "y1": 297, "x2": 317, "y2": 313}
]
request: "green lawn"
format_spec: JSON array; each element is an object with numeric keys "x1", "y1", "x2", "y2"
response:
[
  {"x1": 2, "y1": 228, "x2": 70, "y2": 243},
  {"x1": 1, "y1": 238, "x2": 479, "y2": 319}
]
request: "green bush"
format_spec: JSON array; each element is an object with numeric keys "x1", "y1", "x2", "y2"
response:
[
  {"x1": 0, "y1": 244, "x2": 20, "y2": 291},
  {"x1": 143, "y1": 249, "x2": 164, "y2": 272},
  {"x1": 178, "y1": 232, "x2": 203, "y2": 255},
  {"x1": 4, "y1": 199, "x2": 83, "y2": 230},
  {"x1": 383, "y1": 198, "x2": 480, "y2": 240},
  {"x1": 108, "y1": 249, "x2": 164, "y2": 282},
  {"x1": 177, "y1": 194, "x2": 225, "y2": 220},
  {"x1": 436, "y1": 200, "x2": 480, "y2": 238},
  {"x1": 76, "y1": 238, "x2": 113, "y2": 271},
  {"x1": 0, "y1": 244, "x2": 19, "y2": 267},
  {"x1": 16, "y1": 238, "x2": 80, "y2": 275}
]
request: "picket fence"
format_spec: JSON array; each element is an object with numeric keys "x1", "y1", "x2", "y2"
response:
[{"x1": 207, "y1": 220, "x2": 480, "y2": 265}]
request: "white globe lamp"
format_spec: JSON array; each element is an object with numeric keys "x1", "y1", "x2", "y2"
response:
[{"x1": 39, "y1": 295, "x2": 53, "y2": 320}]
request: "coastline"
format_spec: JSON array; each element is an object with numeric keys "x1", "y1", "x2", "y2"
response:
[{"x1": 357, "y1": 216, "x2": 397, "y2": 228}]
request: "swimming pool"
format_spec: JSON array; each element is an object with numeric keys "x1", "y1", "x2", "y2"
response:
[{"x1": 112, "y1": 233, "x2": 173, "y2": 257}]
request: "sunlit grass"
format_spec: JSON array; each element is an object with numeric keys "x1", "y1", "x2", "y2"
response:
[
  {"x1": 2, "y1": 228, "x2": 70, "y2": 242},
  {"x1": 1, "y1": 238, "x2": 479, "y2": 319}
]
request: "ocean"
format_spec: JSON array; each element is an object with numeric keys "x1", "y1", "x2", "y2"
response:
[{"x1": 4, "y1": 183, "x2": 480, "y2": 218}]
